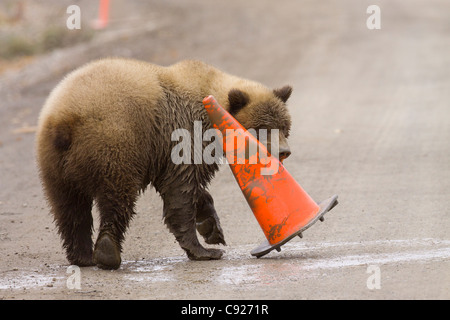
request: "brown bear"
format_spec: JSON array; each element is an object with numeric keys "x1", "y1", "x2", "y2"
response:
[{"x1": 36, "y1": 58, "x2": 293, "y2": 269}]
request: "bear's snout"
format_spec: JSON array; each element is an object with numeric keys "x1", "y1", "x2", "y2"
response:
[{"x1": 279, "y1": 147, "x2": 291, "y2": 162}]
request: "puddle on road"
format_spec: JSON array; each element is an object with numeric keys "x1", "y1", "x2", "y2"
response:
[
  {"x1": 1, "y1": 238, "x2": 449, "y2": 291},
  {"x1": 0, "y1": 270, "x2": 64, "y2": 290},
  {"x1": 121, "y1": 256, "x2": 185, "y2": 283}
]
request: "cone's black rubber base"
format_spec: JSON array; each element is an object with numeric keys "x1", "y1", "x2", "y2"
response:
[{"x1": 250, "y1": 194, "x2": 339, "y2": 258}]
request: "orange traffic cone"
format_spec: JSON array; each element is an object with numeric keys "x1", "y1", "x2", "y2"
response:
[{"x1": 202, "y1": 95, "x2": 338, "y2": 258}]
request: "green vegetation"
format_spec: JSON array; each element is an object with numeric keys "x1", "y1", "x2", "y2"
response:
[{"x1": 0, "y1": 26, "x2": 94, "y2": 60}]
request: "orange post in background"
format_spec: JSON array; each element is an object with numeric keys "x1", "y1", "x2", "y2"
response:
[
  {"x1": 202, "y1": 95, "x2": 338, "y2": 258},
  {"x1": 92, "y1": 0, "x2": 110, "y2": 29}
]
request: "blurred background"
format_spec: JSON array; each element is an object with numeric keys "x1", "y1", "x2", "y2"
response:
[
  {"x1": 0, "y1": 0, "x2": 310, "y2": 82},
  {"x1": 0, "y1": 0, "x2": 449, "y2": 299}
]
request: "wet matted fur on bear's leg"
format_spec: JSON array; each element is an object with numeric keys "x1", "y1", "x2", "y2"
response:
[
  {"x1": 161, "y1": 185, "x2": 223, "y2": 260},
  {"x1": 45, "y1": 182, "x2": 95, "y2": 267},
  {"x1": 196, "y1": 189, "x2": 226, "y2": 246},
  {"x1": 93, "y1": 187, "x2": 139, "y2": 270}
]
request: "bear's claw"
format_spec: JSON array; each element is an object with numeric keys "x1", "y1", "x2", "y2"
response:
[{"x1": 196, "y1": 216, "x2": 226, "y2": 245}]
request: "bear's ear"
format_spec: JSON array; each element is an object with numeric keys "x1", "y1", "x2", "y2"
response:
[
  {"x1": 228, "y1": 89, "x2": 250, "y2": 115},
  {"x1": 273, "y1": 85, "x2": 293, "y2": 103}
]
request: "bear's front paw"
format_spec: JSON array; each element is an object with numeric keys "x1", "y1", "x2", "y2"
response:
[
  {"x1": 186, "y1": 247, "x2": 224, "y2": 261},
  {"x1": 196, "y1": 217, "x2": 226, "y2": 245}
]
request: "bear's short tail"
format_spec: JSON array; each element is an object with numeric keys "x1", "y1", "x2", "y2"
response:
[{"x1": 52, "y1": 122, "x2": 73, "y2": 151}]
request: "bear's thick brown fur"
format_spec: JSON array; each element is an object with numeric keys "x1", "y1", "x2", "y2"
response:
[{"x1": 36, "y1": 58, "x2": 293, "y2": 269}]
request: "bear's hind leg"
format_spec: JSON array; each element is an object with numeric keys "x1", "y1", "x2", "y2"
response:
[
  {"x1": 93, "y1": 187, "x2": 138, "y2": 270},
  {"x1": 196, "y1": 190, "x2": 226, "y2": 245},
  {"x1": 162, "y1": 187, "x2": 223, "y2": 260},
  {"x1": 47, "y1": 184, "x2": 94, "y2": 267}
]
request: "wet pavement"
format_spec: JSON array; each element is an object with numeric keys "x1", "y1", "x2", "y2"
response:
[{"x1": 1, "y1": 0, "x2": 449, "y2": 299}]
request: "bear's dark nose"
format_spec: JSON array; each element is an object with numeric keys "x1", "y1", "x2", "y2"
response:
[{"x1": 279, "y1": 148, "x2": 291, "y2": 162}]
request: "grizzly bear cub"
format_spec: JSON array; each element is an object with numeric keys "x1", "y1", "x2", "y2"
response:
[{"x1": 36, "y1": 58, "x2": 293, "y2": 269}]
